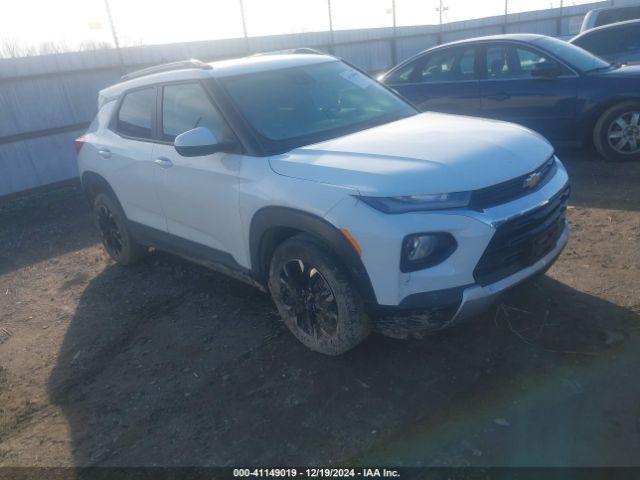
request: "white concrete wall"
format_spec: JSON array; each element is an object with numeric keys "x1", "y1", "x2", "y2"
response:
[{"x1": 0, "y1": 0, "x2": 613, "y2": 196}]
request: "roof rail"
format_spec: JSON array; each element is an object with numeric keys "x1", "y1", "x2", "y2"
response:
[
  {"x1": 120, "y1": 59, "x2": 212, "y2": 82},
  {"x1": 252, "y1": 48, "x2": 327, "y2": 57}
]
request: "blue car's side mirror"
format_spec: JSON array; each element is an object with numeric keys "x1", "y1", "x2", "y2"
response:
[{"x1": 531, "y1": 61, "x2": 562, "y2": 79}]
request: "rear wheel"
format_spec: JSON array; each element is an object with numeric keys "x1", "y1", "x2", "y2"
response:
[
  {"x1": 93, "y1": 193, "x2": 147, "y2": 265},
  {"x1": 593, "y1": 101, "x2": 640, "y2": 162},
  {"x1": 268, "y1": 234, "x2": 371, "y2": 355}
]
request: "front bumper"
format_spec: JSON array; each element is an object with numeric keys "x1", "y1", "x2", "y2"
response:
[
  {"x1": 449, "y1": 223, "x2": 569, "y2": 325},
  {"x1": 325, "y1": 156, "x2": 570, "y2": 336},
  {"x1": 373, "y1": 224, "x2": 569, "y2": 336}
]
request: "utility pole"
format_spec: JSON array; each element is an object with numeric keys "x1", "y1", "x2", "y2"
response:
[
  {"x1": 391, "y1": 0, "x2": 397, "y2": 65},
  {"x1": 435, "y1": 0, "x2": 448, "y2": 44},
  {"x1": 503, "y1": 0, "x2": 509, "y2": 33},
  {"x1": 391, "y1": 0, "x2": 397, "y2": 29},
  {"x1": 103, "y1": 0, "x2": 124, "y2": 73},
  {"x1": 238, "y1": 0, "x2": 250, "y2": 53},
  {"x1": 557, "y1": 0, "x2": 564, "y2": 36},
  {"x1": 327, "y1": 0, "x2": 335, "y2": 54}
]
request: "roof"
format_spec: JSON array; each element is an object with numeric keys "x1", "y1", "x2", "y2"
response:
[
  {"x1": 571, "y1": 18, "x2": 640, "y2": 41},
  {"x1": 209, "y1": 53, "x2": 335, "y2": 77},
  {"x1": 382, "y1": 34, "x2": 550, "y2": 76},
  {"x1": 99, "y1": 53, "x2": 335, "y2": 103},
  {"x1": 587, "y1": 4, "x2": 640, "y2": 14},
  {"x1": 434, "y1": 33, "x2": 548, "y2": 49}
]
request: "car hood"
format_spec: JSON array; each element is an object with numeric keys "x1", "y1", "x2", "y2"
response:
[
  {"x1": 592, "y1": 63, "x2": 640, "y2": 78},
  {"x1": 268, "y1": 112, "x2": 554, "y2": 196}
]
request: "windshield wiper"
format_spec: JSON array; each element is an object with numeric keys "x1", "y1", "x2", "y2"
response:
[
  {"x1": 587, "y1": 62, "x2": 619, "y2": 73},
  {"x1": 586, "y1": 65, "x2": 611, "y2": 73}
]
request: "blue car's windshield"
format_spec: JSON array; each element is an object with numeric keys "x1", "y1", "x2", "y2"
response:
[
  {"x1": 218, "y1": 60, "x2": 417, "y2": 154},
  {"x1": 533, "y1": 36, "x2": 611, "y2": 72}
]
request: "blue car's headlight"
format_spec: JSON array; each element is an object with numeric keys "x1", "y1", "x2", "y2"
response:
[{"x1": 358, "y1": 191, "x2": 471, "y2": 213}]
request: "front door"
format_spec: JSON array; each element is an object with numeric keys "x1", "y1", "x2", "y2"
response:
[
  {"x1": 387, "y1": 46, "x2": 481, "y2": 115},
  {"x1": 479, "y1": 43, "x2": 579, "y2": 142},
  {"x1": 152, "y1": 82, "x2": 243, "y2": 264}
]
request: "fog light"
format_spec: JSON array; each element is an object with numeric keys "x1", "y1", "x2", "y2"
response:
[
  {"x1": 406, "y1": 235, "x2": 438, "y2": 261},
  {"x1": 401, "y1": 233, "x2": 457, "y2": 272}
]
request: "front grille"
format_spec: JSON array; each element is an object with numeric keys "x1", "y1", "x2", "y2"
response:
[
  {"x1": 470, "y1": 156, "x2": 557, "y2": 210},
  {"x1": 473, "y1": 185, "x2": 570, "y2": 286}
]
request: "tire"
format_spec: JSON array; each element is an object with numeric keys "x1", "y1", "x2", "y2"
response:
[
  {"x1": 268, "y1": 233, "x2": 371, "y2": 355},
  {"x1": 93, "y1": 193, "x2": 147, "y2": 265},
  {"x1": 593, "y1": 101, "x2": 640, "y2": 162}
]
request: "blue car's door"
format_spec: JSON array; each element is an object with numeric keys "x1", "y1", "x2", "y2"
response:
[
  {"x1": 385, "y1": 46, "x2": 482, "y2": 116},
  {"x1": 479, "y1": 43, "x2": 579, "y2": 143}
]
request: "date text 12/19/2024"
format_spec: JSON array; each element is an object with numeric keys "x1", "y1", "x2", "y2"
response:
[{"x1": 233, "y1": 469, "x2": 401, "y2": 478}]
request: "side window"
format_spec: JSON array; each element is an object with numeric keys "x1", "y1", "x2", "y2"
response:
[
  {"x1": 385, "y1": 61, "x2": 418, "y2": 84},
  {"x1": 418, "y1": 47, "x2": 476, "y2": 82},
  {"x1": 116, "y1": 88, "x2": 156, "y2": 139},
  {"x1": 515, "y1": 47, "x2": 547, "y2": 73},
  {"x1": 486, "y1": 46, "x2": 511, "y2": 78},
  {"x1": 621, "y1": 25, "x2": 640, "y2": 52},
  {"x1": 419, "y1": 51, "x2": 455, "y2": 81},
  {"x1": 486, "y1": 45, "x2": 556, "y2": 79},
  {"x1": 458, "y1": 48, "x2": 476, "y2": 78},
  {"x1": 161, "y1": 83, "x2": 232, "y2": 142}
]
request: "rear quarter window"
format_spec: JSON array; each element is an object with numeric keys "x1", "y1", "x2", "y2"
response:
[{"x1": 116, "y1": 88, "x2": 156, "y2": 139}]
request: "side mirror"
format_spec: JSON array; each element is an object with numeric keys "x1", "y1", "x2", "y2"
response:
[
  {"x1": 531, "y1": 61, "x2": 562, "y2": 79},
  {"x1": 174, "y1": 127, "x2": 235, "y2": 156}
]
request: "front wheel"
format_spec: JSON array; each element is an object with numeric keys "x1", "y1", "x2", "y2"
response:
[
  {"x1": 593, "y1": 101, "x2": 640, "y2": 162},
  {"x1": 268, "y1": 234, "x2": 371, "y2": 355}
]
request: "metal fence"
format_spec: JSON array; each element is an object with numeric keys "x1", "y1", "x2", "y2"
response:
[{"x1": 0, "y1": 0, "x2": 621, "y2": 196}]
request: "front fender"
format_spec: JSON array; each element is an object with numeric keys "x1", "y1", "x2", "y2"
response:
[{"x1": 249, "y1": 206, "x2": 377, "y2": 304}]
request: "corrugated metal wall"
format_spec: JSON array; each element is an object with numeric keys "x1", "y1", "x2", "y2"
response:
[{"x1": 0, "y1": 1, "x2": 606, "y2": 196}]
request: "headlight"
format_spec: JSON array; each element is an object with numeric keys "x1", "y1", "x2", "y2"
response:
[
  {"x1": 401, "y1": 233, "x2": 457, "y2": 272},
  {"x1": 358, "y1": 191, "x2": 471, "y2": 213}
]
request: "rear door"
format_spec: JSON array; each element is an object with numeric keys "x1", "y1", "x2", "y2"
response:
[
  {"x1": 385, "y1": 46, "x2": 481, "y2": 115},
  {"x1": 151, "y1": 81, "x2": 243, "y2": 262},
  {"x1": 479, "y1": 42, "x2": 579, "y2": 142},
  {"x1": 105, "y1": 86, "x2": 167, "y2": 232}
]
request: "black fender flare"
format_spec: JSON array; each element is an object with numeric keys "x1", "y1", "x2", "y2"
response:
[
  {"x1": 249, "y1": 206, "x2": 377, "y2": 304},
  {"x1": 80, "y1": 171, "x2": 120, "y2": 206}
]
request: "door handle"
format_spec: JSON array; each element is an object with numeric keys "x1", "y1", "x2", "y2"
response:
[
  {"x1": 97, "y1": 148, "x2": 111, "y2": 159},
  {"x1": 486, "y1": 92, "x2": 510, "y2": 101},
  {"x1": 154, "y1": 157, "x2": 173, "y2": 168}
]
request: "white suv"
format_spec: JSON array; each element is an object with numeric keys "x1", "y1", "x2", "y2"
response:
[{"x1": 76, "y1": 53, "x2": 570, "y2": 355}]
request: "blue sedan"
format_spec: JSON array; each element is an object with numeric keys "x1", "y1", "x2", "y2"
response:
[{"x1": 380, "y1": 34, "x2": 640, "y2": 161}]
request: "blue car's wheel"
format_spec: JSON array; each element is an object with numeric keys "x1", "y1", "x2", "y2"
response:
[{"x1": 594, "y1": 101, "x2": 640, "y2": 162}]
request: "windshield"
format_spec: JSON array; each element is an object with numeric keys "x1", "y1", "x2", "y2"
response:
[
  {"x1": 533, "y1": 36, "x2": 611, "y2": 72},
  {"x1": 218, "y1": 60, "x2": 417, "y2": 154}
]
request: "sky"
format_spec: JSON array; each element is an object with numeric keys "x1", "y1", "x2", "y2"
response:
[{"x1": 0, "y1": 0, "x2": 596, "y2": 53}]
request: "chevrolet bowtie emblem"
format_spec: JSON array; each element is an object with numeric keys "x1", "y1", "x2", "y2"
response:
[{"x1": 523, "y1": 171, "x2": 542, "y2": 189}]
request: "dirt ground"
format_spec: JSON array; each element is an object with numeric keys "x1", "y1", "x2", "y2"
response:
[{"x1": 0, "y1": 151, "x2": 639, "y2": 467}]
